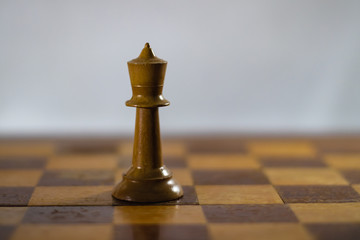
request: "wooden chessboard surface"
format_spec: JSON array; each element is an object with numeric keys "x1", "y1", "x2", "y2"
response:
[{"x1": 1, "y1": 136, "x2": 360, "y2": 240}]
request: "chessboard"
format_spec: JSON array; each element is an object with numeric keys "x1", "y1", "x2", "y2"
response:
[{"x1": 1, "y1": 136, "x2": 360, "y2": 240}]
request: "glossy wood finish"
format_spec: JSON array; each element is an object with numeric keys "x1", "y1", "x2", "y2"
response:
[{"x1": 112, "y1": 43, "x2": 183, "y2": 202}]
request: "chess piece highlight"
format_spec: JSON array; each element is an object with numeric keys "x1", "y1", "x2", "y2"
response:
[{"x1": 112, "y1": 43, "x2": 183, "y2": 202}]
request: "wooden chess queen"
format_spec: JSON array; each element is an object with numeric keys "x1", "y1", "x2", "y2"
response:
[{"x1": 112, "y1": 43, "x2": 183, "y2": 202}]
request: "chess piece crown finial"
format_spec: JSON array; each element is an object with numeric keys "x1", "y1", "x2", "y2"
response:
[
  {"x1": 128, "y1": 42, "x2": 167, "y2": 63},
  {"x1": 138, "y1": 42, "x2": 155, "y2": 59}
]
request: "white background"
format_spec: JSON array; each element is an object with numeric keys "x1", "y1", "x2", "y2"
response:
[{"x1": 1, "y1": 0, "x2": 360, "y2": 136}]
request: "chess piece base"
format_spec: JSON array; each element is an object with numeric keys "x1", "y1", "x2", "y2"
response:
[{"x1": 112, "y1": 175, "x2": 183, "y2": 202}]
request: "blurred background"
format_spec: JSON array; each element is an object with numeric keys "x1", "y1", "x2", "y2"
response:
[{"x1": 0, "y1": 0, "x2": 360, "y2": 137}]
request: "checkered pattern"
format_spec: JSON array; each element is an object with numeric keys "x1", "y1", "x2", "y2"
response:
[{"x1": 1, "y1": 138, "x2": 360, "y2": 240}]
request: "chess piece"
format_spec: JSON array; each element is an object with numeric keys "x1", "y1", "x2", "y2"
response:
[{"x1": 112, "y1": 43, "x2": 183, "y2": 202}]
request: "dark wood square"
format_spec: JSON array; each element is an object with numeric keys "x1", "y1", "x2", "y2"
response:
[
  {"x1": 163, "y1": 156, "x2": 187, "y2": 168},
  {"x1": 340, "y1": 170, "x2": 360, "y2": 184},
  {"x1": 187, "y1": 139, "x2": 246, "y2": 154},
  {"x1": 316, "y1": 140, "x2": 360, "y2": 153},
  {"x1": 192, "y1": 170, "x2": 270, "y2": 185},
  {"x1": 0, "y1": 226, "x2": 15, "y2": 240},
  {"x1": 114, "y1": 224, "x2": 209, "y2": 240},
  {"x1": 37, "y1": 170, "x2": 114, "y2": 186},
  {"x1": 112, "y1": 186, "x2": 198, "y2": 206},
  {"x1": 118, "y1": 156, "x2": 132, "y2": 168},
  {"x1": 0, "y1": 187, "x2": 34, "y2": 206},
  {"x1": 276, "y1": 185, "x2": 360, "y2": 203},
  {"x1": 202, "y1": 204, "x2": 298, "y2": 223},
  {"x1": 23, "y1": 206, "x2": 114, "y2": 223},
  {"x1": 0, "y1": 157, "x2": 46, "y2": 169},
  {"x1": 305, "y1": 223, "x2": 360, "y2": 240}
]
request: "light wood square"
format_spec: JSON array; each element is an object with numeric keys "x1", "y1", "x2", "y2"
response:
[
  {"x1": 353, "y1": 184, "x2": 360, "y2": 194},
  {"x1": 248, "y1": 141, "x2": 316, "y2": 157},
  {"x1": 290, "y1": 203, "x2": 360, "y2": 223},
  {"x1": 114, "y1": 168, "x2": 128, "y2": 183},
  {"x1": 171, "y1": 169, "x2": 193, "y2": 185},
  {"x1": 162, "y1": 142, "x2": 186, "y2": 156},
  {"x1": 188, "y1": 154, "x2": 260, "y2": 169},
  {"x1": 46, "y1": 154, "x2": 117, "y2": 170},
  {"x1": 29, "y1": 186, "x2": 113, "y2": 206},
  {"x1": 195, "y1": 185, "x2": 283, "y2": 204},
  {"x1": 264, "y1": 168, "x2": 349, "y2": 185},
  {"x1": 0, "y1": 207, "x2": 27, "y2": 224},
  {"x1": 0, "y1": 170, "x2": 42, "y2": 186},
  {"x1": 11, "y1": 224, "x2": 112, "y2": 240},
  {"x1": 117, "y1": 142, "x2": 133, "y2": 156},
  {"x1": 118, "y1": 141, "x2": 186, "y2": 157},
  {"x1": 324, "y1": 154, "x2": 360, "y2": 169},
  {"x1": 0, "y1": 142, "x2": 54, "y2": 157},
  {"x1": 209, "y1": 223, "x2": 312, "y2": 240},
  {"x1": 114, "y1": 205, "x2": 206, "y2": 224}
]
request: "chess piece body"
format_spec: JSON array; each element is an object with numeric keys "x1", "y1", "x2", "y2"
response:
[{"x1": 112, "y1": 43, "x2": 183, "y2": 202}]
